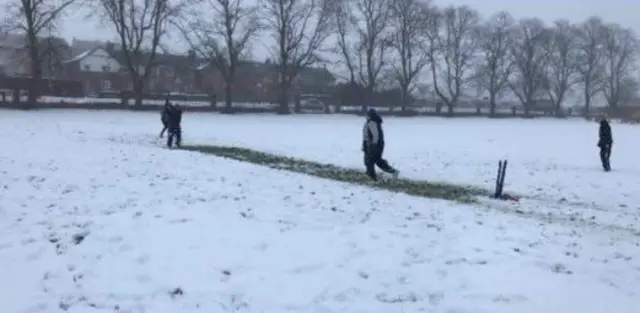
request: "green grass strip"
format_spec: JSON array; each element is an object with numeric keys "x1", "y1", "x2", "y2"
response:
[{"x1": 181, "y1": 144, "x2": 488, "y2": 203}]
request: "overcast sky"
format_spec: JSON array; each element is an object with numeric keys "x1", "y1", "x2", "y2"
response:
[{"x1": 52, "y1": 0, "x2": 640, "y2": 58}]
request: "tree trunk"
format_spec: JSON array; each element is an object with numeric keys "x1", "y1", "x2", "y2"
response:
[
  {"x1": 489, "y1": 93, "x2": 497, "y2": 117},
  {"x1": 26, "y1": 81, "x2": 37, "y2": 110},
  {"x1": 555, "y1": 102, "x2": 563, "y2": 117},
  {"x1": 446, "y1": 103, "x2": 454, "y2": 116},
  {"x1": 294, "y1": 93, "x2": 301, "y2": 113},
  {"x1": 400, "y1": 84, "x2": 409, "y2": 112},
  {"x1": 222, "y1": 82, "x2": 233, "y2": 114},
  {"x1": 12, "y1": 89, "x2": 20, "y2": 105},
  {"x1": 363, "y1": 86, "x2": 374, "y2": 113},
  {"x1": 26, "y1": 47, "x2": 42, "y2": 110},
  {"x1": 584, "y1": 90, "x2": 591, "y2": 119},
  {"x1": 133, "y1": 80, "x2": 144, "y2": 109},
  {"x1": 277, "y1": 82, "x2": 290, "y2": 114}
]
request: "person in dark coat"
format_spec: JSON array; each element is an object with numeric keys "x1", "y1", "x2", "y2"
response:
[
  {"x1": 159, "y1": 99, "x2": 172, "y2": 138},
  {"x1": 166, "y1": 104, "x2": 183, "y2": 148},
  {"x1": 362, "y1": 108, "x2": 399, "y2": 181},
  {"x1": 598, "y1": 114, "x2": 613, "y2": 171}
]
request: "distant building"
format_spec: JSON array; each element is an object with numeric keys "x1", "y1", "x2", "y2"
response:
[
  {"x1": 0, "y1": 32, "x2": 70, "y2": 78},
  {"x1": 61, "y1": 38, "x2": 335, "y2": 101},
  {"x1": 61, "y1": 46, "x2": 126, "y2": 95},
  {"x1": 0, "y1": 33, "x2": 28, "y2": 76}
]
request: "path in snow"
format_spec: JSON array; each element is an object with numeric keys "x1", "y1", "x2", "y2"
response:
[{"x1": 0, "y1": 110, "x2": 638, "y2": 313}]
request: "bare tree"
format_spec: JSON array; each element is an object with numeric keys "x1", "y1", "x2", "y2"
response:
[
  {"x1": 601, "y1": 23, "x2": 639, "y2": 108},
  {"x1": 353, "y1": 0, "x2": 392, "y2": 111},
  {"x1": 260, "y1": 0, "x2": 332, "y2": 113},
  {"x1": 543, "y1": 20, "x2": 579, "y2": 116},
  {"x1": 474, "y1": 11, "x2": 514, "y2": 116},
  {"x1": 427, "y1": 5, "x2": 480, "y2": 115},
  {"x1": 508, "y1": 18, "x2": 549, "y2": 116},
  {"x1": 617, "y1": 76, "x2": 639, "y2": 106},
  {"x1": 181, "y1": 0, "x2": 261, "y2": 112},
  {"x1": 574, "y1": 16, "x2": 606, "y2": 118},
  {"x1": 96, "y1": 0, "x2": 187, "y2": 108},
  {"x1": 2, "y1": 0, "x2": 76, "y2": 108},
  {"x1": 328, "y1": 0, "x2": 358, "y2": 83},
  {"x1": 389, "y1": 0, "x2": 431, "y2": 111}
]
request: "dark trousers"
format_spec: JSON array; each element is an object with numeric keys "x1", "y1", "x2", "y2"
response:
[
  {"x1": 159, "y1": 124, "x2": 168, "y2": 138},
  {"x1": 364, "y1": 146, "x2": 395, "y2": 180},
  {"x1": 160, "y1": 115, "x2": 170, "y2": 137},
  {"x1": 167, "y1": 127, "x2": 181, "y2": 148},
  {"x1": 599, "y1": 143, "x2": 612, "y2": 171}
]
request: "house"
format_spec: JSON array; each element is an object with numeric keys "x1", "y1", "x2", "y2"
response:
[
  {"x1": 0, "y1": 33, "x2": 28, "y2": 76},
  {"x1": 65, "y1": 39, "x2": 205, "y2": 95},
  {"x1": 63, "y1": 38, "x2": 335, "y2": 101},
  {"x1": 117, "y1": 50, "x2": 202, "y2": 94},
  {"x1": 295, "y1": 65, "x2": 335, "y2": 94},
  {"x1": 197, "y1": 60, "x2": 336, "y2": 103},
  {"x1": 61, "y1": 46, "x2": 127, "y2": 95}
]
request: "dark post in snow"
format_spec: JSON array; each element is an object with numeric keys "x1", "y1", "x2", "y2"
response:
[{"x1": 493, "y1": 160, "x2": 508, "y2": 199}]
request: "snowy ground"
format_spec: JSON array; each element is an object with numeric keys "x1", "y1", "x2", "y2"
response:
[
  {"x1": 183, "y1": 113, "x2": 640, "y2": 231},
  {"x1": 1, "y1": 110, "x2": 638, "y2": 313}
]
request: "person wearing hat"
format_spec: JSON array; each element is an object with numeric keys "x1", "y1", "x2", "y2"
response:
[
  {"x1": 597, "y1": 113, "x2": 613, "y2": 171},
  {"x1": 362, "y1": 108, "x2": 399, "y2": 181}
]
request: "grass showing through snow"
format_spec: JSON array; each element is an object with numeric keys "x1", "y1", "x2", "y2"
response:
[{"x1": 182, "y1": 144, "x2": 487, "y2": 202}]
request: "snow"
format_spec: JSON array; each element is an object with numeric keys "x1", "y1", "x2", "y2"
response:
[
  {"x1": 184, "y1": 114, "x2": 640, "y2": 230},
  {"x1": 0, "y1": 110, "x2": 638, "y2": 313},
  {"x1": 5, "y1": 96, "x2": 271, "y2": 108},
  {"x1": 62, "y1": 49, "x2": 94, "y2": 64},
  {"x1": 36, "y1": 96, "x2": 215, "y2": 107}
]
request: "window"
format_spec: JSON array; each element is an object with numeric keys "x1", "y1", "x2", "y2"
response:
[
  {"x1": 83, "y1": 64, "x2": 90, "y2": 71},
  {"x1": 102, "y1": 80, "x2": 112, "y2": 90},
  {"x1": 102, "y1": 65, "x2": 109, "y2": 72}
]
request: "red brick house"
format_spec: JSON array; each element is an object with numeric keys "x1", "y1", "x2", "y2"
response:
[
  {"x1": 142, "y1": 50, "x2": 201, "y2": 94},
  {"x1": 62, "y1": 39, "x2": 335, "y2": 101},
  {"x1": 63, "y1": 39, "x2": 203, "y2": 96},
  {"x1": 61, "y1": 46, "x2": 128, "y2": 95},
  {"x1": 196, "y1": 60, "x2": 335, "y2": 103}
]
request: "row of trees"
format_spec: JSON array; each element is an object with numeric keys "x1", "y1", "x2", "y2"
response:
[
  {"x1": 2, "y1": 0, "x2": 639, "y2": 116},
  {"x1": 329, "y1": 0, "x2": 640, "y2": 117}
]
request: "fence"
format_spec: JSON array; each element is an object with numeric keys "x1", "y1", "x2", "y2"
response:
[{"x1": 0, "y1": 95, "x2": 584, "y2": 117}]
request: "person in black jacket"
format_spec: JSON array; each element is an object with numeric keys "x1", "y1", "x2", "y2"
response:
[
  {"x1": 362, "y1": 108, "x2": 399, "y2": 181},
  {"x1": 166, "y1": 104, "x2": 183, "y2": 148},
  {"x1": 159, "y1": 99, "x2": 172, "y2": 138},
  {"x1": 598, "y1": 114, "x2": 613, "y2": 171}
]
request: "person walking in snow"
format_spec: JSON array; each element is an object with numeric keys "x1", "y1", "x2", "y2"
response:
[
  {"x1": 159, "y1": 99, "x2": 172, "y2": 138},
  {"x1": 362, "y1": 108, "x2": 399, "y2": 181},
  {"x1": 166, "y1": 103, "x2": 183, "y2": 149},
  {"x1": 598, "y1": 113, "x2": 613, "y2": 171}
]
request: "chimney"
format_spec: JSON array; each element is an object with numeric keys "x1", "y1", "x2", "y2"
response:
[{"x1": 187, "y1": 49, "x2": 195, "y2": 61}]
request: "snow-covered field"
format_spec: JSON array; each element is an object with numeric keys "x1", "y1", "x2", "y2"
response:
[
  {"x1": 1, "y1": 110, "x2": 638, "y2": 313},
  {"x1": 184, "y1": 113, "x2": 640, "y2": 227}
]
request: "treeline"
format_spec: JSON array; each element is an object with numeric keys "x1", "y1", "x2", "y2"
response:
[{"x1": 2, "y1": 0, "x2": 638, "y2": 117}]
